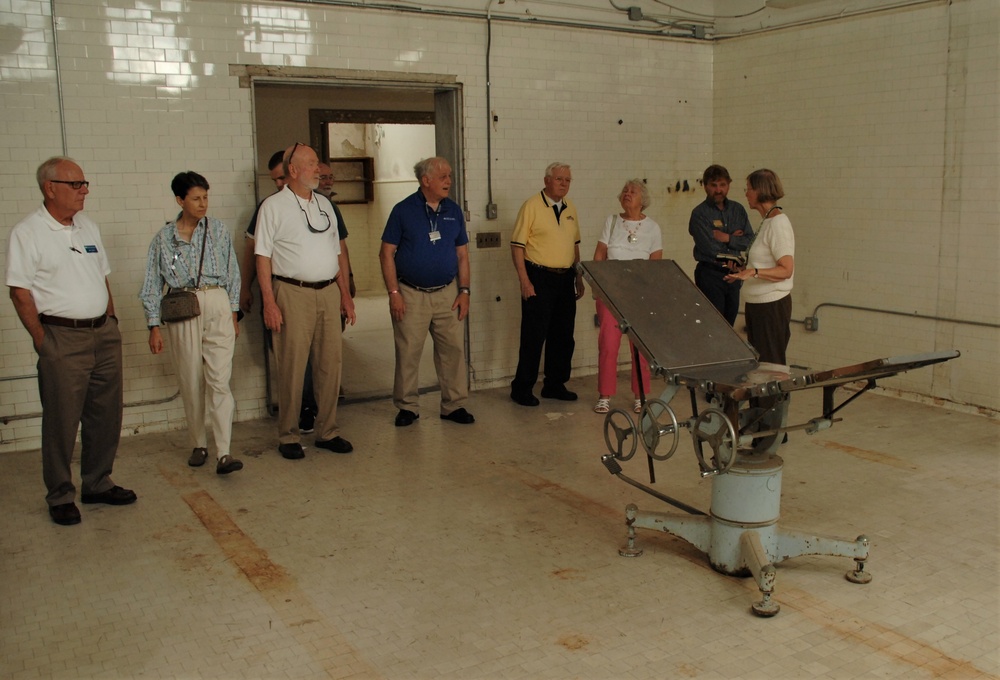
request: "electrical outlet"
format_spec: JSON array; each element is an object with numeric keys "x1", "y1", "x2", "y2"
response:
[
  {"x1": 486, "y1": 203, "x2": 498, "y2": 220},
  {"x1": 476, "y1": 231, "x2": 502, "y2": 249},
  {"x1": 804, "y1": 316, "x2": 819, "y2": 332}
]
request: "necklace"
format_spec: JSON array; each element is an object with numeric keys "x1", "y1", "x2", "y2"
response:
[
  {"x1": 621, "y1": 215, "x2": 642, "y2": 243},
  {"x1": 743, "y1": 206, "x2": 782, "y2": 257}
]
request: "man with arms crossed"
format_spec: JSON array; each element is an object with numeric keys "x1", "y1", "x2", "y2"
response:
[{"x1": 688, "y1": 164, "x2": 754, "y2": 326}]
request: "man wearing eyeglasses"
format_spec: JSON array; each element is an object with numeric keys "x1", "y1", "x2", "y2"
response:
[
  {"x1": 254, "y1": 144, "x2": 356, "y2": 460},
  {"x1": 6, "y1": 157, "x2": 137, "y2": 526},
  {"x1": 379, "y1": 157, "x2": 474, "y2": 427}
]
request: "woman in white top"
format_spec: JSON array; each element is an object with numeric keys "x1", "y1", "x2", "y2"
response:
[
  {"x1": 592, "y1": 179, "x2": 663, "y2": 414},
  {"x1": 725, "y1": 168, "x2": 795, "y2": 365}
]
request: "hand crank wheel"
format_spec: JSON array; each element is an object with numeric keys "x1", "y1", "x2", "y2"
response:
[
  {"x1": 691, "y1": 407, "x2": 738, "y2": 474},
  {"x1": 603, "y1": 409, "x2": 638, "y2": 461},
  {"x1": 639, "y1": 398, "x2": 680, "y2": 461}
]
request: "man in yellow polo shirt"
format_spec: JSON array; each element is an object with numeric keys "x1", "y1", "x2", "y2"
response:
[{"x1": 509, "y1": 162, "x2": 585, "y2": 406}]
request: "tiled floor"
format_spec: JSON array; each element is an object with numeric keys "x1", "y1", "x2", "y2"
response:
[{"x1": 1, "y1": 378, "x2": 997, "y2": 679}]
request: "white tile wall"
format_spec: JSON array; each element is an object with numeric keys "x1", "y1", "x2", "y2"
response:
[
  {"x1": 0, "y1": 0, "x2": 995, "y2": 452},
  {"x1": 713, "y1": 0, "x2": 999, "y2": 413}
]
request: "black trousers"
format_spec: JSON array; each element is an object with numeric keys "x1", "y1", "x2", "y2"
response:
[
  {"x1": 511, "y1": 266, "x2": 577, "y2": 394},
  {"x1": 694, "y1": 262, "x2": 741, "y2": 327},
  {"x1": 745, "y1": 294, "x2": 792, "y2": 365}
]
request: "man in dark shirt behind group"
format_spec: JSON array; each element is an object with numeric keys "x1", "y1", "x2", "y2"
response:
[{"x1": 688, "y1": 164, "x2": 754, "y2": 326}]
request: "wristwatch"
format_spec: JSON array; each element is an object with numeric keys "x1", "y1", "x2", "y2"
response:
[
  {"x1": 458, "y1": 286, "x2": 471, "y2": 295},
  {"x1": 753, "y1": 268, "x2": 759, "y2": 278}
]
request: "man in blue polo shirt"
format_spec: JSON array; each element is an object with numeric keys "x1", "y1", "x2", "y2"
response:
[{"x1": 379, "y1": 157, "x2": 474, "y2": 427}]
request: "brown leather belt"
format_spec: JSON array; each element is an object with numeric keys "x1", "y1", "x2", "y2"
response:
[
  {"x1": 39, "y1": 313, "x2": 108, "y2": 329},
  {"x1": 526, "y1": 260, "x2": 572, "y2": 274},
  {"x1": 274, "y1": 275, "x2": 336, "y2": 290}
]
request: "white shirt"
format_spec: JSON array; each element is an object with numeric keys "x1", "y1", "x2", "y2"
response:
[
  {"x1": 254, "y1": 186, "x2": 341, "y2": 282},
  {"x1": 6, "y1": 205, "x2": 111, "y2": 318},
  {"x1": 743, "y1": 213, "x2": 795, "y2": 304},
  {"x1": 599, "y1": 214, "x2": 663, "y2": 261}
]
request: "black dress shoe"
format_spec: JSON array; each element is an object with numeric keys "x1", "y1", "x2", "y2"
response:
[
  {"x1": 315, "y1": 436, "x2": 353, "y2": 454},
  {"x1": 440, "y1": 408, "x2": 475, "y2": 424},
  {"x1": 540, "y1": 386, "x2": 578, "y2": 401},
  {"x1": 510, "y1": 391, "x2": 540, "y2": 407},
  {"x1": 81, "y1": 485, "x2": 137, "y2": 506},
  {"x1": 49, "y1": 502, "x2": 81, "y2": 526},
  {"x1": 395, "y1": 409, "x2": 419, "y2": 427},
  {"x1": 279, "y1": 443, "x2": 305, "y2": 460}
]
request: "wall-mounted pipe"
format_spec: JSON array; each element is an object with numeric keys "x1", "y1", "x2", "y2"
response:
[
  {"x1": 1, "y1": 389, "x2": 181, "y2": 425},
  {"x1": 50, "y1": 0, "x2": 68, "y2": 155},
  {"x1": 806, "y1": 302, "x2": 999, "y2": 332}
]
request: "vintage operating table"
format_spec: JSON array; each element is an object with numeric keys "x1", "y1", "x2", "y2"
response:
[{"x1": 581, "y1": 259, "x2": 959, "y2": 616}]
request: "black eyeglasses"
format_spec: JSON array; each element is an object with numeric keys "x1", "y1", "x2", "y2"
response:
[
  {"x1": 50, "y1": 180, "x2": 90, "y2": 190},
  {"x1": 288, "y1": 141, "x2": 304, "y2": 166},
  {"x1": 294, "y1": 194, "x2": 332, "y2": 234}
]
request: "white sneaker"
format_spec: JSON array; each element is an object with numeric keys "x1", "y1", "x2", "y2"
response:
[
  {"x1": 594, "y1": 398, "x2": 611, "y2": 414},
  {"x1": 633, "y1": 399, "x2": 643, "y2": 413}
]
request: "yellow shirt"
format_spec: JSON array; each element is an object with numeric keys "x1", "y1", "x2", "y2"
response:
[{"x1": 510, "y1": 192, "x2": 580, "y2": 269}]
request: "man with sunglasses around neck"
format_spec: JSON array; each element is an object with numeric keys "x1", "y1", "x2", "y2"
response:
[
  {"x1": 254, "y1": 143, "x2": 356, "y2": 460},
  {"x1": 6, "y1": 156, "x2": 137, "y2": 525}
]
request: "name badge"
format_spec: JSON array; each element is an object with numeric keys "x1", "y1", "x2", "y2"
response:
[
  {"x1": 84, "y1": 245, "x2": 99, "y2": 253},
  {"x1": 429, "y1": 231, "x2": 441, "y2": 243}
]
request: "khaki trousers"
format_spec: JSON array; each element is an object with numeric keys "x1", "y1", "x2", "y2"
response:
[
  {"x1": 163, "y1": 288, "x2": 236, "y2": 459},
  {"x1": 392, "y1": 282, "x2": 467, "y2": 415},
  {"x1": 37, "y1": 318, "x2": 123, "y2": 506},
  {"x1": 272, "y1": 280, "x2": 342, "y2": 444}
]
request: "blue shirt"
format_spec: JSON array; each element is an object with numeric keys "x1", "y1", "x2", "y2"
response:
[
  {"x1": 381, "y1": 190, "x2": 468, "y2": 288},
  {"x1": 139, "y1": 215, "x2": 241, "y2": 326},
  {"x1": 688, "y1": 197, "x2": 754, "y2": 265}
]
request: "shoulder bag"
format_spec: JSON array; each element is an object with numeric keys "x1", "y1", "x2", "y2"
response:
[{"x1": 160, "y1": 223, "x2": 208, "y2": 323}]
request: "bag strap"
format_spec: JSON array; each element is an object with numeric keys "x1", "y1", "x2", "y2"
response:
[{"x1": 194, "y1": 218, "x2": 209, "y2": 288}]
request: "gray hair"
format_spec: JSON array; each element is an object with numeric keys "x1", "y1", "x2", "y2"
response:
[
  {"x1": 36, "y1": 156, "x2": 76, "y2": 193},
  {"x1": 414, "y1": 156, "x2": 449, "y2": 181},
  {"x1": 618, "y1": 178, "x2": 651, "y2": 210},
  {"x1": 545, "y1": 162, "x2": 571, "y2": 178}
]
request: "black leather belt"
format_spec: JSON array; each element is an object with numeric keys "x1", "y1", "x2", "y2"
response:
[
  {"x1": 39, "y1": 313, "x2": 108, "y2": 329},
  {"x1": 525, "y1": 260, "x2": 572, "y2": 274},
  {"x1": 400, "y1": 278, "x2": 449, "y2": 293},
  {"x1": 274, "y1": 275, "x2": 336, "y2": 290}
]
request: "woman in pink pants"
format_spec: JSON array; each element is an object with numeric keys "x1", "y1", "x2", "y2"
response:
[{"x1": 592, "y1": 179, "x2": 663, "y2": 414}]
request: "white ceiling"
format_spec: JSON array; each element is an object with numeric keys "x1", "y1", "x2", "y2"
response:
[{"x1": 322, "y1": 0, "x2": 938, "y2": 39}]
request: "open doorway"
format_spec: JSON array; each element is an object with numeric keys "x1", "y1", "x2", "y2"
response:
[{"x1": 249, "y1": 79, "x2": 464, "y2": 406}]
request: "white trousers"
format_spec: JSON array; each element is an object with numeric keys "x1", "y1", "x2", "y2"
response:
[{"x1": 164, "y1": 288, "x2": 236, "y2": 459}]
